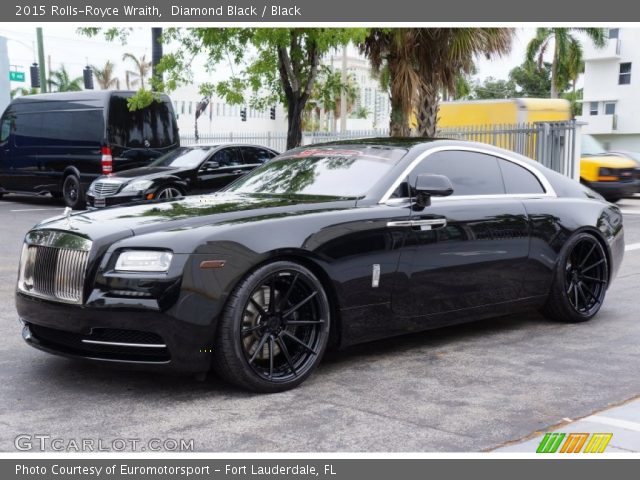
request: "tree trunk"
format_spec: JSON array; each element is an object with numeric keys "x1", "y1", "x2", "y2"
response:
[
  {"x1": 387, "y1": 59, "x2": 410, "y2": 137},
  {"x1": 550, "y1": 48, "x2": 558, "y2": 98},
  {"x1": 416, "y1": 81, "x2": 439, "y2": 138},
  {"x1": 286, "y1": 99, "x2": 305, "y2": 150}
]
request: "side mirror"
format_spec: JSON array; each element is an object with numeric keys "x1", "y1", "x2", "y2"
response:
[
  {"x1": 203, "y1": 161, "x2": 220, "y2": 171},
  {"x1": 414, "y1": 174, "x2": 454, "y2": 209}
]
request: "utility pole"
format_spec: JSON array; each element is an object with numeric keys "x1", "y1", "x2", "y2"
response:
[
  {"x1": 339, "y1": 47, "x2": 348, "y2": 133},
  {"x1": 151, "y1": 28, "x2": 163, "y2": 91},
  {"x1": 36, "y1": 27, "x2": 46, "y2": 93}
]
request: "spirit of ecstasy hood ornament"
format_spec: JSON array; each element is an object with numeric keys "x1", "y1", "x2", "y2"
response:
[{"x1": 63, "y1": 207, "x2": 76, "y2": 230}]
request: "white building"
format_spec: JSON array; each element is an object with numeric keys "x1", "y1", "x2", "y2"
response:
[
  {"x1": 577, "y1": 28, "x2": 640, "y2": 151},
  {"x1": 324, "y1": 54, "x2": 391, "y2": 130},
  {"x1": 170, "y1": 84, "x2": 288, "y2": 138}
]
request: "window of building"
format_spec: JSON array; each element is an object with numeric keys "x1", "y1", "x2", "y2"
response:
[
  {"x1": 619, "y1": 62, "x2": 632, "y2": 85},
  {"x1": 608, "y1": 28, "x2": 619, "y2": 39},
  {"x1": 589, "y1": 102, "x2": 599, "y2": 116},
  {"x1": 188, "y1": 102, "x2": 193, "y2": 115},
  {"x1": 604, "y1": 102, "x2": 616, "y2": 115},
  {"x1": 181, "y1": 101, "x2": 185, "y2": 115}
]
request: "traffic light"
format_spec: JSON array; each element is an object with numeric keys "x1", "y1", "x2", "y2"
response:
[
  {"x1": 270, "y1": 106, "x2": 276, "y2": 120},
  {"x1": 30, "y1": 63, "x2": 40, "y2": 89},
  {"x1": 83, "y1": 66, "x2": 94, "y2": 90},
  {"x1": 240, "y1": 107, "x2": 247, "y2": 122}
]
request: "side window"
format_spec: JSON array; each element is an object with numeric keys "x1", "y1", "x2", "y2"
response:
[
  {"x1": 211, "y1": 148, "x2": 241, "y2": 167},
  {"x1": 407, "y1": 150, "x2": 505, "y2": 196},
  {"x1": 0, "y1": 115, "x2": 12, "y2": 143},
  {"x1": 498, "y1": 158, "x2": 545, "y2": 194},
  {"x1": 241, "y1": 147, "x2": 274, "y2": 165}
]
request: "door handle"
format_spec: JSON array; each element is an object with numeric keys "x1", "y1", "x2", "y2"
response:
[
  {"x1": 387, "y1": 219, "x2": 447, "y2": 230},
  {"x1": 231, "y1": 169, "x2": 244, "y2": 174}
]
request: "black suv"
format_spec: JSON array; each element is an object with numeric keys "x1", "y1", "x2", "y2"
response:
[{"x1": 0, "y1": 91, "x2": 179, "y2": 209}]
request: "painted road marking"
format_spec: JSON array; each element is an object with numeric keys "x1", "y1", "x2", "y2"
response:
[
  {"x1": 585, "y1": 415, "x2": 640, "y2": 433},
  {"x1": 625, "y1": 243, "x2": 640, "y2": 251},
  {"x1": 621, "y1": 210, "x2": 640, "y2": 215}
]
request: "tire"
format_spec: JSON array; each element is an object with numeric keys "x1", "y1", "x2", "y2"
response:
[
  {"x1": 155, "y1": 185, "x2": 183, "y2": 200},
  {"x1": 541, "y1": 232, "x2": 609, "y2": 323},
  {"x1": 62, "y1": 175, "x2": 86, "y2": 210},
  {"x1": 213, "y1": 261, "x2": 331, "y2": 392},
  {"x1": 607, "y1": 197, "x2": 621, "y2": 203}
]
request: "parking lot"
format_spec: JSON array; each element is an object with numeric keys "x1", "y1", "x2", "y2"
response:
[{"x1": 1, "y1": 194, "x2": 640, "y2": 452}]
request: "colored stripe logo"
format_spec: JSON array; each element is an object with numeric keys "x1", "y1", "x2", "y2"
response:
[{"x1": 536, "y1": 432, "x2": 612, "y2": 453}]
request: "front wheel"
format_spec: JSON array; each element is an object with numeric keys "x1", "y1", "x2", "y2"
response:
[
  {"x1": 213, "y1": 261, "x2": 331, "y2": 392},
  {"x1": 155, "y1": 185, "x2": 183, "y2": 200},
  {"x1": 62, "y1": 175, "x2": 86, "y2": 209},
  {"x1": 541, "y1": 232, "x2": 609, "y2": 323}
]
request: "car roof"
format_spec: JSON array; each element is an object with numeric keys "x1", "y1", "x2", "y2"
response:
[{"x1": 185, "y1": 143, "x2": 278, "y2": 150}]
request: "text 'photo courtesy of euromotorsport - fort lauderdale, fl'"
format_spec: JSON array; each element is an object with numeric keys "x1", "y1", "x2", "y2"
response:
[{"x1": 1, "y1": 0, "x2": 640, "y2": 478}]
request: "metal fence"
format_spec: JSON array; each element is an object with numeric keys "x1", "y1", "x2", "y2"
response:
[
  {"x1": 181, "y1": 121, "x2": 580, "y2": 179},
  {"x1": 438, "y1": 121, "x2": 580, "y2": 179}
]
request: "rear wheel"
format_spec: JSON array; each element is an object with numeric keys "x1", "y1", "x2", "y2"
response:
[
  {"x1": 213, "y1": 261, "x2": 331, "y2": 392},
  {"x1": 62, "y1": 175, "x2": 86, "y2": 210},
  {"x1": 542, "y1": 232, "x2": 609, "y2": 323},
  {"x1": 155, "y1": 185, "x2": 183, "y2": 200}
]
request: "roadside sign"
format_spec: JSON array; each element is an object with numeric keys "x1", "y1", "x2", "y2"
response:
[{"x1": 9, "y1": 71, "x2": 25, "y2": 82}]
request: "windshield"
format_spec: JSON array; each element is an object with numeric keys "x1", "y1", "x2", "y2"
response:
[
  {"x1": 225, "y1": 146, "x2": 407, "y2": 198},
  {"x1": 581, "y1": 135, "x2": 607, "y2": 156},
  {"x1": 150, "y1": 146, "x2": 215, "y2": 168}
]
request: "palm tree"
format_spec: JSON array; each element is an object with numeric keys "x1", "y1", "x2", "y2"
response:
[
  {"x1": 526, "y1": 28, "x2": 606, "y2": 98},
  {"x1": 122, "y1": 53, "x2": 151, "y2": 89},
  {"x1": 362, "y1": 28, "x2": 513, "y2": 137},
  {"x1": 414, "y1": 28, "x2": 513, "y2": 137},
  {"x1": 92, "y1": 60, "x2": 119, "y2": 90},
  {"x1": 361, "y1": 29, "x2": 420, "y2": 137},
  {"x1": 48, "y1": 65, "x2": 83, "y2": 92}
]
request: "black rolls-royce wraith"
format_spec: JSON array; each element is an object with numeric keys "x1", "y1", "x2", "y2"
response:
[{"x1": 16, "y1": 139, "x2": 624, "y2": 392}]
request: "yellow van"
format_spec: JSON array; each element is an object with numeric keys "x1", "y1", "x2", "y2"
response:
[
  {"x1": 437, "y1": 98, "x2": 571, "y2": 127},
  {"x1": 580, "y1": 135, "x2": 638, "y2": 202}
]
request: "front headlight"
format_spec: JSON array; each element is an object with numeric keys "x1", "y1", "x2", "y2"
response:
[
  {"x1": 114, "y1": 250, "x2": 173, "y2": 273},
  {"x1": 122, "y1": 179, "x2": 153, "y2": 193}
]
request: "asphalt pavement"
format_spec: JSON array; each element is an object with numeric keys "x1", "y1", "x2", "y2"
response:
[{"x1": 1, "y1": 194, "x2": 639, "y2": 452}]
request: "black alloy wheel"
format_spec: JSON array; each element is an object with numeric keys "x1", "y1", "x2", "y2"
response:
[
  {"x1": 62, "y1": 175, "x2": 86, "y2": 210},
  {"x1": 542, "y1": 232, "x2": 609, "y2": 322},
  {"x1": 214, "y1": 261, "x2": 330, "y2": 392},
  {"x1": 564, "y1": 235, "x2": 608, "y2": 316}
]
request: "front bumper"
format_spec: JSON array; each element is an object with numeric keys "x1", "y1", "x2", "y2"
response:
[
  {"x1": 16, "y1": 292, "x2": 215, "y2": 373},
  {"x1": 86, "y1": 192, "x2": 147, "y2": 208},
  {"x1": 586, "y1": 180, "x2": 640, "y2": 200}
]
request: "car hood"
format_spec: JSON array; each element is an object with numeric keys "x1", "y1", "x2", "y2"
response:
[{"x1": 33, "y1": 192, "x2": 357, "y2": 240}]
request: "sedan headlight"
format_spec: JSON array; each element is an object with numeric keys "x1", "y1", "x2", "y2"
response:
[
  {"x1": 114, "y1": 250, "x2": 173, "y2": 273},
  {"x1": 122, "y1": 179, "x2": 153, "y2": 193}
]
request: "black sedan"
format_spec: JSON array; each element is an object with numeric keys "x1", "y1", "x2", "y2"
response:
[
  {"x1": 86, "y1": 143, "x2": 278, "y2": 208},
  {"x1": 16, "y1": 139, "x2": 624, "y2": 392}
]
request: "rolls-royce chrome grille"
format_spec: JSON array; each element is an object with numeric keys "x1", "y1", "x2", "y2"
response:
[
  {"x1": 18, "y1": 230, "x2": 92, "y2": 304},
  {"x1": 93, "y1": 180, "x2": 121, "y2": 197}
]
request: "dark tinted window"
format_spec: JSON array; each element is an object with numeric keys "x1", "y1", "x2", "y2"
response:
[
  {"x1": 0, "y1": 112, "x2": 12, "y2": 143},
  {"x1": 212, "y1": 148, "x2": 242, "y2": 167},
  {"x1": 498, "y1": 158, "x2": 544, "y2": 194},
  {"x1": 240, "y1": 147, "x2": 275, "y2": 165},
  {"x1": 108, "y1": 96, "x2": 177, "y2": 148},
  {"x1": 407, "y1": 150, "x2": 504, "y2": 196},
  {"x1": 14, "y1": 110, "x2": 104, "y2": 147}
]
